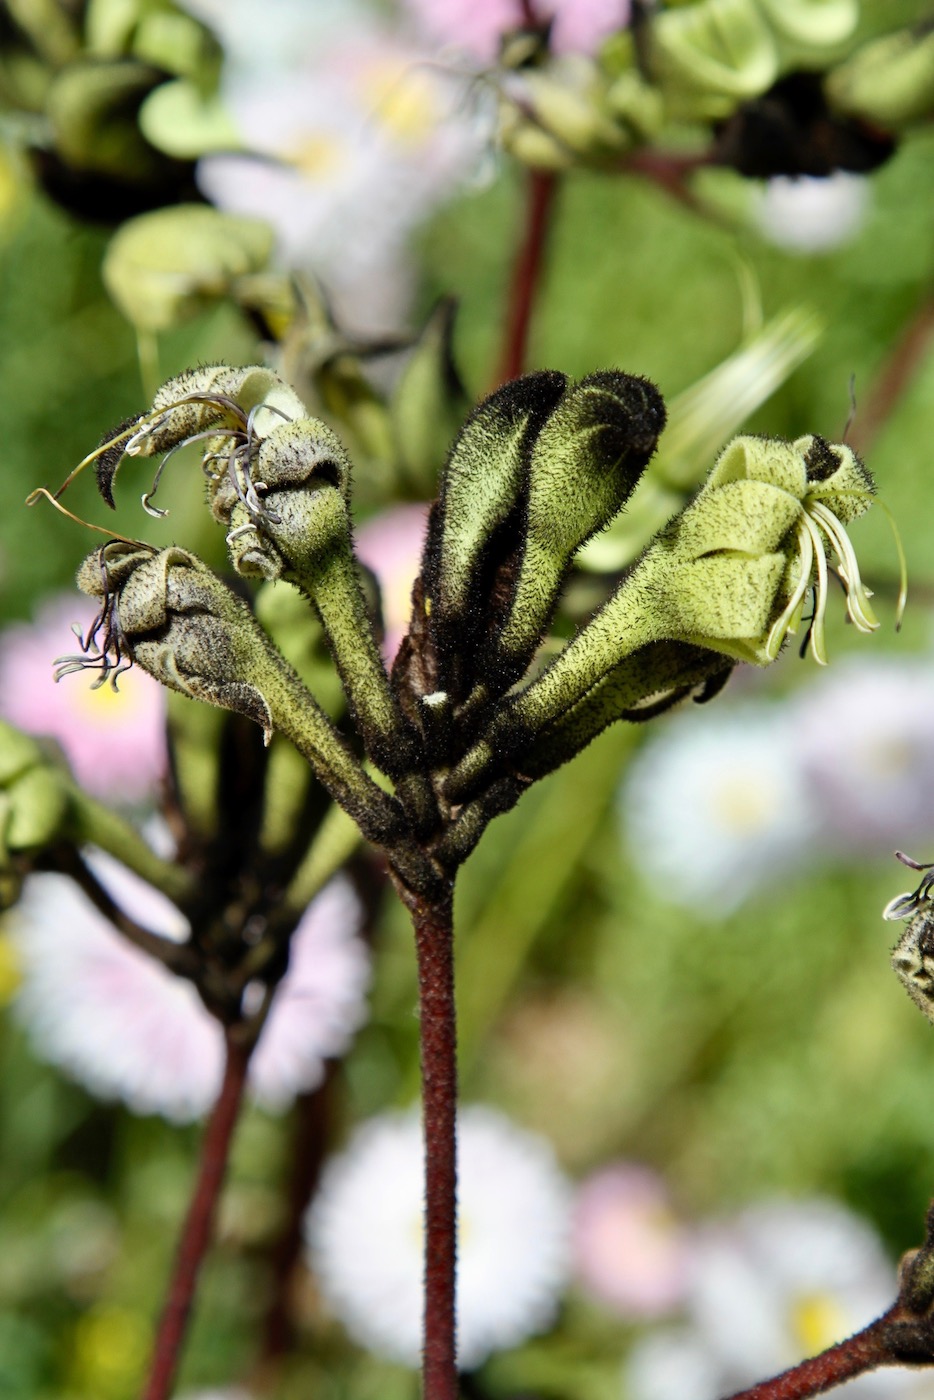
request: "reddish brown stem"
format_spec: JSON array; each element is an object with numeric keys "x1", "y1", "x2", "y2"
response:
[
  {"x1": 496, "y1": 169, "x2": 559, "y2": 387},
  {"x1": 141, "y1": 1033, "x2": 251, "y2": 1400},
  {"x1": 849, "y1": 296, "x2": 934, "y2": 456},
  {"x1": 412, "y1": 886, "x2": 458, "y2": 1400},
  {"x1": 723, "y1": 1310, "x2": 897, "y2": 1400}
]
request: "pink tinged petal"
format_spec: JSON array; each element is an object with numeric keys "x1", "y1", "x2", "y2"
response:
[
  {"x1": 0, "y1": 594, "x2": 167, "y2": 804},
  {"x1": 249, "y1": 878, "x2": 370, "y2": 1112},
  {"x1": 355, "y1": 504, "x2": 429, "y2": 661},
  {"x1": 13, "y1": 873, "x2": 223, "y2": 1124},
  {"x1": 572, "y1": 1163, "x2": 691, "y2": 1318},
  {"x1": 12, "y1": 857, "x2": 370, "y2": 1122},
  {"x1": 401, "y1": 0, "x2": 629, "y2": 58}
]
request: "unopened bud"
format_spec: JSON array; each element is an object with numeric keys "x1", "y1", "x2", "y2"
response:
[{"x1": 826, "y1": 24, "x2": 934, "y2": 131}]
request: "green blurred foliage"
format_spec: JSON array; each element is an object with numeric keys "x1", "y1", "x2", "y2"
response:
[{"x1": 3, "y1": 3, "x2": 934, "y2": 1390}]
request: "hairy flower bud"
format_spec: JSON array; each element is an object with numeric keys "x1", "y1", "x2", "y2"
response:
[
  {"x1": 445, "y1": 431, "x2": 882, "y2": 799},
  {"x1": 493, "y1": 372, "x2": 665, "y2": 684},
  {"x1": 60, "y1": 542, "x2": 403, "y2": 848}
]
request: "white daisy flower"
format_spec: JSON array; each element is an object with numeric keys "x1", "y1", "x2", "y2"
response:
[
  {"x1": 11, "y1": 854, "x2": 369, "y2": 1123},
  {"x1": 755, "y1": 171, "x2": 869, "y2": 254},
  {"x1": 622, "y1": 707, "x2": 819, "y2": 915},
  {"x1": 793, "y1": 658, "x2": 934, "y2": 854},
  {"x1": 197, "y1": 20, "x2": 484, "y2": 333},
  {"x1": 625, "y1": 1198, "x2": 914, "y2": 1400},
  {"x1": 305, "y1": 1105, "x2": 572, "y2": 1369}
]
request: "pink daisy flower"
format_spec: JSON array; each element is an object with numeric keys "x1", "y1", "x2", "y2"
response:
[
  {"x1": 572, "y1": 1163, "x2": 691, "y2": 1319},
  {"x1": 12, "y1": 853, "x2": 369, "y2": 1123},
  {"x1": 355, "y1": 503, "x2": 429, "y2": 661},
  {"x1": 0, "y1": 593, "x2": 167, "y2": 805}
]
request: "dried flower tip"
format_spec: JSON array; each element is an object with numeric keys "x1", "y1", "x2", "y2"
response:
[{"x1": 883, "y1": 851, "x2": 934, "y2": 921}]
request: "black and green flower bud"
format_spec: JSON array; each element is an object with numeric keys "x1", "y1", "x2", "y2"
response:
[
  {"x1": 63, "y1": 542, "x2": 404, "y2": 848},
  {"x1": 826, "y1": 23, "x2": 934, "y2": 132},
  {"x1": 410, "y1": 371, "x2": 567, "y2": 700},
  {"x1": 493, "y1": 372, "x2": 665, "y2": 685}
]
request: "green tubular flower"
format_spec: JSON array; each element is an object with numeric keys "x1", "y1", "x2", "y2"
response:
[
  {"x1": 61, "y1": 541, "x2": 404, "y2": 849},
  {"x1": 444, "y1": 432, "x2": 882, "y2": 799}
]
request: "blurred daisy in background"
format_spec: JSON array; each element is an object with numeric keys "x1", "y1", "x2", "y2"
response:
[
  {"x1": 572, "y1": 1162, "x2": 691, "y2": 1320},
  {"x1": 400, "y1": 0, "x2": 631, "y2": 63},
  {"x1": 793, "y1": 658, "x2": 934, "y2": 854},
  {"x1": 756, "y1": 172, "x2": 869, "y2": 254},
  {"x1": 355, "y1": 502, "x2": 429, "y2": 661},
  {"x1": 197, "y1": 12, "x2": 484, "y2": 333},
  {"x1": 0, "y1": 593, "x2": 166, "y2": 806},
  {"x1": 11, "y1": 858, "x2": 369, "y2": 1123},
  {"x1": 305, "y1": 1105, "x2": 572, "y2": 1369},
  {"x1": 626, "y1": 1198, "x2": 913, "y2": 1400},
  {"x1": 622, "y1": 707, "x2": 819, "y2": 916}
]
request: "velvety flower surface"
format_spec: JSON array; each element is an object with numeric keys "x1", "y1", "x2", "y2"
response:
[
  {"x1": 305, "y1": 1105, "x2": 572, "y2": 1368},
  {"x1": 756, "y1": 172, "x2": 869, "y2": 253},
  {"x1": 622, "y1": 707, "x2": 819, "y2": 915},
  {"x1": 625, "y1": 1198, "x2": 914, "y2": 1400},
  {"x1": 11, "y1": 855, "x2": 369, "y2": 1123},
  {"x1": 0, "y1": 593, "x2": 166, "y2": 804},
  {"x1": 572, "y1": 1163, "x2": 691, "y2": 1319}
]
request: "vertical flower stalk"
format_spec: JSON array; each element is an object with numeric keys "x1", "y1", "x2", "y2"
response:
[{"x1": 142, "y1": 1033, "x2": 252, "y2": 1400}]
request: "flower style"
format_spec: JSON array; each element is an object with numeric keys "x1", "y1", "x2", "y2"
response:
[
  {"x1": 622, "y1": 705, "x2": 819, "y2": 915},
  {"x1": 0, "y1": 593, "x2": 166, "y2": 804},
  {"x1": 572, "y1": 1163, "x2": 691, "y2": 1319},
  {"x1": 401, "y1": 0, "x2": 630, "y2": 63},
  {"x1": 793, "y1": 658, "x2": 934, "y2": 853},
  {"x1": 197, "y1": 14, "x2": 483, "y2": 332},
  {"x1": 305, "y1": 1105, "x2": 572, "y2": 1368},
  {"x1": 355, "y1": 503, "x2": 430, "y2": 661},
  {"x1": 756, "y1": 172, "x2": 869, "y2": 254},
  {"x1": 11, "y1": 855, "x2": 369, "y2": 1123},
  {"x1": 625, "y1": 1198, "x2": 914, "y2": 1400}
]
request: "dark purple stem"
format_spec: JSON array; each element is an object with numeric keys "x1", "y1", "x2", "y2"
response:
[
  {"x1": 410, "y1": 886, "x2": 458, "y2": 1400},
  {"x1": 723, "y1": 1310, "x2": 898, "y2": 1400},
  {"x1": 141, "y1": 1032, "x2": 251, "y2": 1400}
]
